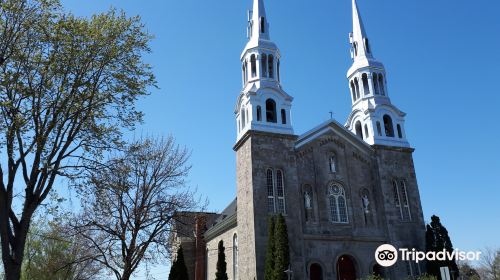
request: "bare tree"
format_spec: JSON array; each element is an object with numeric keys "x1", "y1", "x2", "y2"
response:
[
  {"x1": 73, "y1": 137, "x2": 199, "y2": 280},
  {"x1": 477, "y1": 248, "x2": 500, "y2": 280},
  {"x1": 0, "y1": 0, "x2": 155, "y2": 278}
]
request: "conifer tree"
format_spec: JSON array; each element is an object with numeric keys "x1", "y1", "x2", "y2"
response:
[
  {"x1": 169, "y1": 246, "x2": 189, "y2": 280},
  {"x1": 425, "y1": 215, "x2": 459, "y2": 280},
  {"x1": 215, "y1": 240, "x2": 228, "y2": 280},
  {"x1": 273, "y1": 214, "x2": 290, "y2": 280},
  {"x1": 264, "y1": 216, "x2": 276, "y2": 280}
]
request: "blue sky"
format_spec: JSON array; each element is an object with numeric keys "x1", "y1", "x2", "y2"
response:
[{"x1": 62, "y1": 0, "x2": 500, "y2": 278}]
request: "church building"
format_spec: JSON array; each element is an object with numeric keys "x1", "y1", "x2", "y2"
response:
[{"x1": 171, "y1": 0, "x2": 427, "y2": 279}]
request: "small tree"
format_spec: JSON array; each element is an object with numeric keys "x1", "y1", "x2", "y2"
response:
[
  {"x1": 273, "y1": 214, "x2": 290, "y2": 280},
  {"x1": 168, "y1": 246, "x2": 189, "y2": 280},
  {"x1": 21, "y1": 215, "x2": 101, "y2": 280},
  {"x1": 215, "y1": 240, "x2": 228, "y2": 280},
  {"x1": 425, "y1": 215, "x2": 459, "y2": 280},
  {"x1": 264, "y1": 216, "x2": 276, "y2": 280}
]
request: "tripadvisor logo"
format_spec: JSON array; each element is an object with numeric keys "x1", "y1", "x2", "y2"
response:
[
  {"x1": 375, "y1": 244, "x2": 398, "y2": 267},
  {"x1": 375, "y1": 244, "x2": 482, "y2": 267}
]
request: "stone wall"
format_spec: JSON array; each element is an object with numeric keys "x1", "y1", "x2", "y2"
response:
[
  {"x1": 243, "y1": 131, "x2": 300, "y2": 280},
  {"x1": 206, "y1": 227, "x2": 238, "y2": 280},
  {"x1": 374, "y1": 145, "x2": 427, "y2": 279},
  {"x1": 234, "y1": 133, "x2": 257, "y2": 279}
]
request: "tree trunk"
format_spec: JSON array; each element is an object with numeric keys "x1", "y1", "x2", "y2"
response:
[
  {"x1": 121, "y1": 270, "x2": 132, "y2": 280},
  {"x1": 0, "y1": 204, "x2": 35, "y2": 280},
  {"x1": 2, "y1": 227, "x2": 29, "y2": 280},
  {"x1": 3, "y1": 260, "x2": 22, "y2": 280}
]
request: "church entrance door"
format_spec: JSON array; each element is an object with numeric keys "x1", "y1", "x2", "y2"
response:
[
  {"x1": 310, "y1": 263, "x2": 323, "y2": 280},
  {"x1": 336, "y1": 255, "x2": 356, "y2": 280}
]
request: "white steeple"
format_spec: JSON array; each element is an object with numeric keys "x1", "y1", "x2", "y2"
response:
[
  {"x1": 350, "y1": 0, "x2": 371, "y2": 61},
  {"x1": 345, "y1": 0, "x2": 410, "y2": 148},
  {"x1": 250, "y1": 0, "x2": 269, "y2": 40},
  {"x1": 236, "y1": 0, "x2": 294, "y2": 142}
]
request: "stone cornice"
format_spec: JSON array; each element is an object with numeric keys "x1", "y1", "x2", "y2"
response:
[
  {"x1": 373, "y1": 145, "x2": 415, "y2": 153},
  {"x1": 233, "y1": 130, "x2": 298, "y2": 151},
  {"x1": 303, "y1": 234, "x2": 387, "y2": 243}
]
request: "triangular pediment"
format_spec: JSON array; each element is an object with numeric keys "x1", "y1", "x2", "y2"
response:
[{"x1": 295, "y1": 119, "x2": 373, "y2": 155}]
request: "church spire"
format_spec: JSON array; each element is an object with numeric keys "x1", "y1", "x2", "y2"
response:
[
  {"x1": 350, "y1": 0, "x2": 372, "y2": 61},
  {"x1": 250, "y1": 0, "x2": 270, "y2": 40}
]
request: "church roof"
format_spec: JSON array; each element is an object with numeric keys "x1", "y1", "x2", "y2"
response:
[
  {"x1": 204, "y1": 198, "x2": 238, "y2": 240},
  {"x1": 211, "y1": 198, "x2": 237, "y2": 226}
]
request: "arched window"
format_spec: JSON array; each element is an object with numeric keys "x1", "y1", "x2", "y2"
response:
[
  {"x1": 400, "y1": 181, "x2": 411, "y2": 221},
  {"x1": 266, "y1": 169, "x2": 275, "y2": 213},
  {"x1": 383, "y1": 115, "x2": 394, "y2": 137},
  {"x1": 376, "y1": 121, "x2": 382, "y2": 136},
  {"x1": 397, "y1": 124, "x2": 403, "y2": 138},
  {"x1": 379, "y1": 74, "x2": 385, "y2": 96},
  {"x1": 393, "y1": 180, "x2": 401, "y2": 208},
  {"x1": 276, "y1": 170, "x2": 286, "y2": 214},
  {"x1": 268, "y1": 55, "x2": 274, "y2": 79},
  {"x1": 261, "y1": 54, "x2": 268, "y2": 78},
  {"x1": 277, "y1": 60, "x2": 280, "y2": 81},
  {"x1": 233, "y1": 234, "x2": 238, "y2": 280},
  {"x1": 350, "y1": 81, "x2": 356, "y2": 102},
  {"x1": 353, "y1": 42, "x2": 358, "y2": 56},
  {"x1": 266, "y1": 99, "x2": 277, "y2": 123},
  {"x1": 362, "y1": 73, "x2": 370, "y2": 95},
  {"x1": 242, "y1": 63, "x2": 246, "y2": 84},
  {"x1": 250, "y1": 54, "x2": 257, "y2": 78},
  {"x1": 329, "y1": 155, "x2": 337, "y2": 173},
  {"x1": 393, "y1": 180, "x2": 411, "y2": 221},
  {"x1": 328, "y1": 185, "x2": 348, "y2": 223},
  {"x1": 260, "y1": 17, "x2": 265, "y2": 33},
  {"x1": 241, "y1": 109, "x2": 246, "y2": 129},
  {"x1": 310, "y1": 263, "x2": 323, "y2": 280},
  {"x1": 364, "y1": 38, "x2": 371, "y2": 54},
  {"x1": 281, "y1": 109, "x2": 286, "y2": 124},
  {"x1": 373, "y1": 73, "x2": 380, "y2": 95},
  {"x1": 355, "y1": 121, "x2": 363, "y2": 139},
  {"x1": 364, "y1": 124, "x2": 369, "y2": 138},
  {"x1": 354, "y1": 78, "x2": 360, "y2": 100},
  {"x1": 257, "y1": 106, "x2": 262, "y2": 121}
]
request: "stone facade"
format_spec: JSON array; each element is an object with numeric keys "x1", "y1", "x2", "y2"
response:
[
  {"x1": 172, "y1": 121, "x2": 426, "y2": 280},
  {"x1": 228, "y1": 121, "x2": 425, "y2": 280}
]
